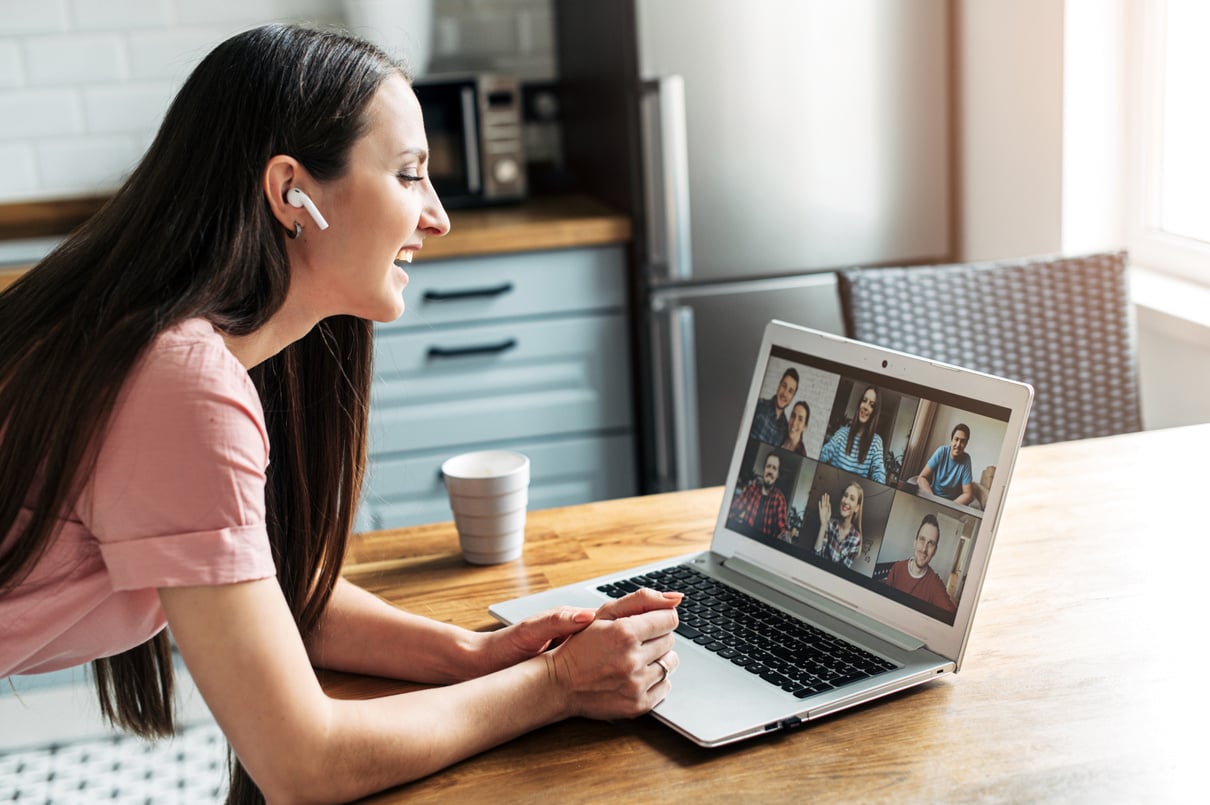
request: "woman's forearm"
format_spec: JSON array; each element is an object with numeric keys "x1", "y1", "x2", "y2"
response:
[
  {"x1": 163, "y1": 579, "x2": 677, "y2": 804},
  {"x1": 303, "y1": 578, "x2": 484, "y2": 683},
  {"x1": 313, "y1": 654, "x2": 568, "y2": 801}
]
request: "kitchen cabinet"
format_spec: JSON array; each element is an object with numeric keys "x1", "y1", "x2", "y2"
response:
[{"x1": 358, "y1": 244, "x2": 637, "y2": 531}]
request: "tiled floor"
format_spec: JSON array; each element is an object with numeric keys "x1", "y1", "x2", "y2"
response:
[
  {"x1": 1, "y1": 659, "x2": 226, "y2": 802},
  {"x1": 0, "y1": 720, "x2": 229, "y2": 803}
]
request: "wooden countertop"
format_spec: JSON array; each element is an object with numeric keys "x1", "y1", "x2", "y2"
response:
[
  {"x1": 0, "y1": 193, "x2": 631, "y2": 292},
  {"x1": 324, "y1": 424, "x2": 1208, "y2": 803},
  {"x1": 422, "y1": 194, "x2": 632, "y2": 259}
]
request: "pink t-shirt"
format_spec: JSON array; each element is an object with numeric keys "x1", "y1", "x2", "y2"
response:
[{"x1": 1, "y1": 318, "x2": 277, "y2": 677}]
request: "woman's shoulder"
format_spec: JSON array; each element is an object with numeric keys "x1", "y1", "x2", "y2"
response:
[
  {"x1": 116, "y1": 318, "x2": 263, "y2": 437},
  {"x1": 153, "y1": 317, "x2": 227, "y2": 353},
  {"x1": 141, "y1": 318, "x2": 249, "y2": 388}
]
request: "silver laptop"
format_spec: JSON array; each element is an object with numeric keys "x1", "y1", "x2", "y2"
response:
[{"x1": 491, "y1": 320, "x2": 1033, "y2": 747}]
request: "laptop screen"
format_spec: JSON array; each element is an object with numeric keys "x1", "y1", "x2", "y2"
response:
[{"x1": 724, "y1": 343, "x2": 1012, "y2": 627}]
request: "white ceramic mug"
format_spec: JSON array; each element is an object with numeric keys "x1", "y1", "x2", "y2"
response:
[{"x1": 441, "y1": 450, "x2": 530, "y2": 564}]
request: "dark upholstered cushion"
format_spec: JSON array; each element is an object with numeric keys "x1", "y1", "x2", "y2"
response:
[{"x1": 837, "y1": 251, "x2": 1141, "y2": 446}]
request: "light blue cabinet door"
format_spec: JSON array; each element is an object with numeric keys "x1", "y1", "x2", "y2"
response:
[
  {"x1": 360, "y1": 243, "x2": 636, "y2": 532},
  {"x1": 388, "y1": 246, "x2": 626, "y2": 330},
  {"x1": 370, "y1": 313, "x2": 632, "y2": 455},
  {"x1": 357, "y1": 433, "x2": 637, "y2": 532}
]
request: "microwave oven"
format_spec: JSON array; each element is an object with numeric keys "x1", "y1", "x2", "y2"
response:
[{"x1": 413, "y1": 73, "x2": 527, "y2": 208}]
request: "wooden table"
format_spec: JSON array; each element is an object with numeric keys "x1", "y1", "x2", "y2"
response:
[{"x1": 328, "y1": 424, "x2": 1208, "y2": 803}]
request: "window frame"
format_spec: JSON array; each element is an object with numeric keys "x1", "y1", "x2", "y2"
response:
[{"x1": 1127, "y1": 0, "x2": 1210, "y2": 286}]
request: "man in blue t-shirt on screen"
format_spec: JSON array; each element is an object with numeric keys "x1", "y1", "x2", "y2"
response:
[{"x1": 917, "y1": 423, "x2": 974, "y2": 505}]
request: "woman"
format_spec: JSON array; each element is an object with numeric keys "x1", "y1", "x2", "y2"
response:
[
  {"x1": 814, "y1": 482, "x2": 865, "y2": 568},
  {"x1": 819, "y1": 385, "x2": 887, "y2": 483},
  {"x1": 780, "y1": 400, "x2": 810, "y2": 456},
  {"x1": 0, "y1": 25, "x2": 680, "y2": 804}
]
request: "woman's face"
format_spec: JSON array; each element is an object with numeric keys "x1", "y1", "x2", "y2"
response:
[
  {"x1": 839, "y1": 484, "x2": 862, "y2": 521},
  {"x1": 787, "y1": 403, "x2": 807, "y2": 440},
  {"x1": 292, "y1": 74, "x2": 450, "y2": 323},
  {"x1": 857, "y1": 388, "x2": 877, "y2": 424}
]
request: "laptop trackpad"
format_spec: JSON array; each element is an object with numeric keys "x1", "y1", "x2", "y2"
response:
[{"x1": 652, "y1": 638, "x2": 793, "y2": 745}]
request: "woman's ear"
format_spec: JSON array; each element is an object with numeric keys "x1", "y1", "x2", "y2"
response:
[{"x1": 263, "y1": 156, "x2": 302, "y2": 233}]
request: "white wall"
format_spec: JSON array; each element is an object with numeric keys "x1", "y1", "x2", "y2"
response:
[
  {"x1": 955, "y1": 0, "x2": 1064, "y2": 259},
  {"x1": 1062, "y1": 0, "x2": 1128, "y2": 253},
  {"x1": 956, "y1": 0, "x2": 1210, "y2": 429},
  {"x1": 0, "y1": 0, "x2": 554, "y2": 203}
]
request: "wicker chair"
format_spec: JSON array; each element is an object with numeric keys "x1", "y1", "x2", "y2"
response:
[{"x1": 836, "y1": 251, "x2": 1142, "y2": 446}]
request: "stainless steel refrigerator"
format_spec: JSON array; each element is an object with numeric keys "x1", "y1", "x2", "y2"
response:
[{"x1": 555, "y1": 0, "x2": 952, "y2": 492}]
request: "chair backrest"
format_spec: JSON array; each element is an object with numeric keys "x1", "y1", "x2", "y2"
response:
[{"x1": 836, "y1": 251, "x2": 1142, "y2": 446}]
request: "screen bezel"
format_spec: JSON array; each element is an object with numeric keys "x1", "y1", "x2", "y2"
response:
[{"x1": 712, "y1": 320, "x2": 1034, "y2": 664}]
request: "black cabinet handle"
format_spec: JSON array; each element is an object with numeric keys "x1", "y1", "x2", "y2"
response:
[
  {"x1": 427, "y1": 338, "x2": 518, "y2": 359},
  {"x1": 422, "y1": 282, "x2": 514, "y2": 302}
]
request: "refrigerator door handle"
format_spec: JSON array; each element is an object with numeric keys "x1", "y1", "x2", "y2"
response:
[
  {"x1": 460, "y1": 86, "x2": 482, "y2": 193},
  {"x1": 651, "y1": 303, "x2": 701, "y2": 491},
  {"x1": 640, "y1": 76, "x2": 692, "y2": 283}
]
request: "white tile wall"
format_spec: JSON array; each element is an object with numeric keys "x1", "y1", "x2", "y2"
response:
[
  {"x1": 0, "y1": 142, "x2": 36, "y2": 195},
  {"x1": 0, "y1": 40, "x2": 25, "y2": 86},
  {"x1": 24, "y1": 33, "x2": 127, "y2": 85},
  {"x1": 72, "y1": 0, "x2": 175, "y2": 32},
  {"x1": 0, "y1": 89, "x2": 82, "y2": 139},
  {"x1": 0, "y1": 0, "x2": 555, "y2": 204},
  {"x1": 0, "y1": 1, "x2": 71, "y2": 35}
]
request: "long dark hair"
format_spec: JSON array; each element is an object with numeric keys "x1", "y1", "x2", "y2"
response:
[
  {"x1": 844, "y1": 385, "x2": 882, "y2": 463},
  {"x1": 0, "y1": 24, "x2": 402, "y2": 803}
]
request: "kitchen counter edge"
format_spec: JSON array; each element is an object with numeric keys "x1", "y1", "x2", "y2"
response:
[{"x1": 0, "y1": 194, "x2": 632, "y2": 292}]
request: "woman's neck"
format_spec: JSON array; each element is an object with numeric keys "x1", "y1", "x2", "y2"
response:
[{"x1": 218, "y1": 306, "x2": 319, "y2": 369}]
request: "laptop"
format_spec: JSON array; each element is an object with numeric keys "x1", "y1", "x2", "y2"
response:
[{"x1": 490, "y1": 320, "x2": 1033, "y2": 747}]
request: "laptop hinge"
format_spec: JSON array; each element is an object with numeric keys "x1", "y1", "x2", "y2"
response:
[{"x1": 723, "y1": 556, "x2": 926, "y2": 652}]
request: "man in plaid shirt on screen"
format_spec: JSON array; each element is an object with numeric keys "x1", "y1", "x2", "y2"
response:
[{"x1": 728, "y1": 452, "x2": 789, "y2": 539}]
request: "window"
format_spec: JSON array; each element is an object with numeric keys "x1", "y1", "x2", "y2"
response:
[{"x1": 1130, "y1": 0, "x2": 1210, "y2": 283}]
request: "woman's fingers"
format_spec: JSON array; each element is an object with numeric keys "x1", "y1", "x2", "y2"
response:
[
  {"x1": 596, "y1": 587, "x2": 682, "y2": 621},
  {"x1": 549, "y1": 607, "x2": 683, "y2": 719},
  {"x1": 647, "y1": 648, "x2": 680, "y2": 693}
]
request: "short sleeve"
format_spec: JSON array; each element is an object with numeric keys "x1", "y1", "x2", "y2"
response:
[
  {"x1": 925, "y1": 445, "x2": 943, "y2": 472},
  {"x1": 78, "y1": 321, "x2": 277, "y2": 591},
  {"x1": 960, "y1": 459, "x2": 974, "y2": 485}
]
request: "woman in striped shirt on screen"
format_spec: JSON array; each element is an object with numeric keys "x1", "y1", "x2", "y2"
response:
[{"x1": 819, "y1": 386, "x2": 887, "y2": 484}]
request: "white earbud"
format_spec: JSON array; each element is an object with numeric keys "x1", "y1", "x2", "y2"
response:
[{"x1": 287, "y1": 187, "x2": 329, "y2": 230}]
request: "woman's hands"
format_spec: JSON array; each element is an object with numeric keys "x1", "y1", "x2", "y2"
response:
[
  {"x1": 464, "y1": 588, "x2": 683, "y2": 721},
  {"x1": 544, "y1": 588, "x2": 682, "y2": 720},
  {"x1": 475, "y1": 605, "x2": 597, "y2": 675},
  {"x1": 818, "y1": 491, "x2": 832, "y2": 523},
  {"x1": 816, "y1": 493, "x2": 833, "y2": 550},
  {"x1": 477, "y1": 588, "x2": 683, "y2": 720}
]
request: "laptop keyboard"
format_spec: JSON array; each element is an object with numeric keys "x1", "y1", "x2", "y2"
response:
[{"x1": 597, "y1": 564, "x2": 898, "y2": 699}]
